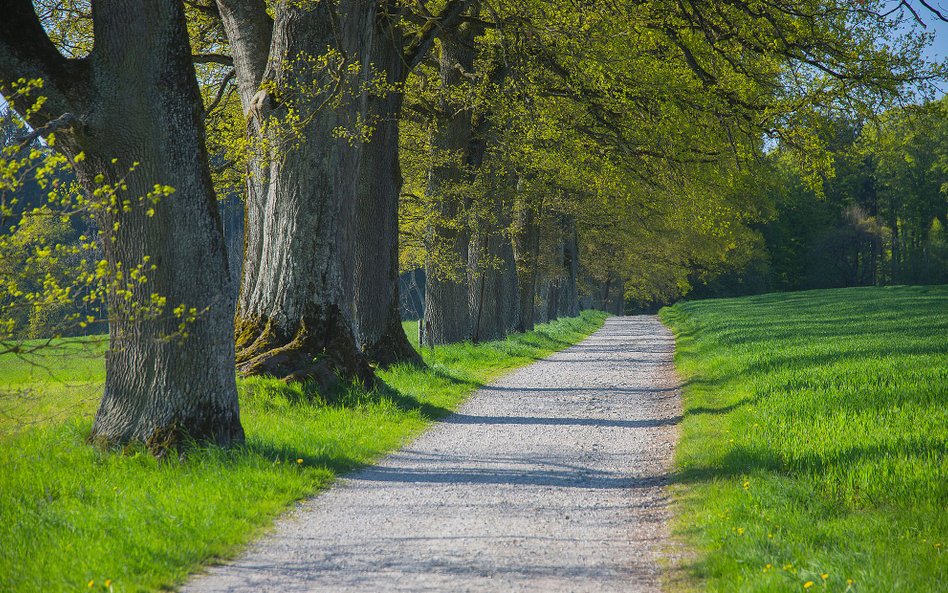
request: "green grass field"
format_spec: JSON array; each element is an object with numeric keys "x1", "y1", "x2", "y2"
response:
[
  {"x1": 0, "y1": 311, "x2": 606, "y2": 593},
  {"x1": 660, "y1": 285, "x2": 948, "y2": 592}
]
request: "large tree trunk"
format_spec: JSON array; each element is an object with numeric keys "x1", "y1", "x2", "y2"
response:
[
  {"x1": 1, "y1": 0, "x2": 244, "y2": 449},
  {"x1": 217, "y1": 0, "x2": 375, "y2": 385},
  {"x1": 420, "y1": 25, "x2": 477, "y2": 346},
  {"x1": 351, "y1": 6, "x2": 422, "y2": 367}
]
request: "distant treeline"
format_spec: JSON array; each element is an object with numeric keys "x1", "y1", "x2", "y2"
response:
[{"x1": 686, "y1": 97, "x2": 948, "y2": 303}]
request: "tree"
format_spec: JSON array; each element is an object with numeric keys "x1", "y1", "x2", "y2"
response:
[
  {"x1": 418, "y1": 18, "x2": 481, "y2": 346},
  {"x1": 350, "y1": 0, "x2": 468, "y2": 365},
  {"x1": 213, "y1": 0, "x2": 375, "y2": 385},
  {"x1": 0, "y1": 0, "x2": 243, "y2": 449}
]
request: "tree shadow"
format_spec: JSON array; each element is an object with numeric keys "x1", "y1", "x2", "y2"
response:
[
  {"x1": 671, "y1": 438, "x2": 945, "y2": 492},
  {"x1": 442, "y1": 412, "x2": 682, "y2": 429}
]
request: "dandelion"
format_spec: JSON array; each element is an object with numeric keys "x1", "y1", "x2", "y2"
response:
[
  {"x1": 847, "y1": 579, "x2": 854, "y2": 585},
  {"x1": 821, "y1": 573, "x2": 829, "y2": 580},
  {"x1": 803, "y1": 582, "x2": 814, "y2": 589},
  {"x1": 736, "y1": 527, "x2": 745, "y2": 535},
  {"x1": 87, "y1": 580, "x2": 94, "y2": 588},
  {"x1": 742, "y1": 481, "x2": 750, "y2": 490},
  {"x1": 105, "y1": 579, "x2": 112, "y2": 588},
  {"x1": 296, "y1": 458, "x2": 304, "y2": 465}
]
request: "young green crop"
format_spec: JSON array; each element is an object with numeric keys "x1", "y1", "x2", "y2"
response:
[
  {"x1": 0, "y1": 310, "x2": 606, "y2": 593},
  {"x1": 661, "y1": 285, "x2": 948, "y2": 593}
]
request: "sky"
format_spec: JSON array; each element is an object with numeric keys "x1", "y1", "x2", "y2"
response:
[
  {"x1": 929, "y1": 18, "x2": 948, "y2": 63},
  {"x1": 904, "y1": 2, "x2": 948, "y2": 95}
]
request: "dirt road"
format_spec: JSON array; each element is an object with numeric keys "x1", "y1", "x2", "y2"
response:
[{"x1": 184, "y1": 316, "x2": 681, "y2": 592}]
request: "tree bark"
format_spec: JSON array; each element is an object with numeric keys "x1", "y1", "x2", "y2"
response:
[
  {"x1": 351, "y1": 5, "x2": 422, "y2": 367},
  {"x1": 500, "y1": 205, "x2": 521, "y2": 334},
  {"x1": 512, "y1": 189, "x2": 540, "y2": 332},
  {"x1": 1, "y1": 0, "x2": 243, "y2": 450},
  {"x1": 546, "y1": 235, "x2": 564, "y2": 322},
  {"x1": 420, "y1": 24, "x2": 477, "y2": 346},
  {"x1": 217, "y1": 0, "x2": 375, "y2": 386},
  {"x1": 556, "y1": 215, "x2": 580, "y2": 318},
  {"x1": 469, "y1": 183, "x2": 519, "y2": 342}
]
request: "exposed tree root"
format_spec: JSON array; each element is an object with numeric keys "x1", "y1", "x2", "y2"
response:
[
  {"x1": 361, "y1": 302, "x2": 424, "y2": 369},
  {"x1": 235, "y1": 307, "x2": 375, "y2": 390}
]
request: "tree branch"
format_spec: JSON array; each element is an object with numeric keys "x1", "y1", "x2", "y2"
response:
[
  {"x1": 193, "y1": 53, "x2": 235, "y2": 67},
  {"x1": 13, "y1": 111, "x2": 78, "y2": 150},
  {"x1": 0, "y1": 0, "x2": 90, "y2": 128},
  {"x1": 914, "y1": 0, "x2": 948, "y2": 23},
  {"x1": 204, "y1": 69, "x2": 236, "y2": 117},
  {"x1": 403, "y1": 0, "x2": 472, "y2": 72}
]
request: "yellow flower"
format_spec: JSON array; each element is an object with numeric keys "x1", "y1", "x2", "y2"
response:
[
  {"x1": 847, "y1": 579, "x2": 854, "y2": 585},
  {"x1": 821, "y1": 573, "x2": 829, "y2": 580},
  {"x1": 803, "y1": 582, "x2": 814, "y2": 589},
  {"x1": 742, "y1": 481, "x2": 750, "y2": 490},
  {"x1": 296, "y1": 458, "x2": 304, "y2": 464},
  {"x1": 87, "y1": 580, "x2": 94, "y2": 588},
  {"x1": 105, "y1": 579, "x2": 112, "y2": 587}
]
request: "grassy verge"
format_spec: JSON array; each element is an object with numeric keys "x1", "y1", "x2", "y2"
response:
[
  {"x1": 0, "y1": 310, "x2": 606, "y2": 593},
  {"x1": 660, "y1": 285, "x2": 948, "y2": 592}
]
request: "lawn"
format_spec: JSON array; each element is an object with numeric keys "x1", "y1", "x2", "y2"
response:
[
  {"x1": 0, "y1": 310, "x2": 606, "y2": 593},
  {"x1": 660, "y1": 285, "x2": 948, "y2": 592}
]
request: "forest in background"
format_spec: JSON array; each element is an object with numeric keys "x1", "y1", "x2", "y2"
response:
[
  {"x1": 689, "y1": 97, "x2": 948, "y2": 305},
  {"x1": 1, "y1": 0, "x2": 947, "y2": 448}
]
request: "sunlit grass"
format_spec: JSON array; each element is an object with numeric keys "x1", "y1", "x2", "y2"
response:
[
  {"x1": 0, "y1": 310, "x2": 606, "y2": 593},
  {"x1": 661, "y1": 285, "x2": 948, "y2": 592}
]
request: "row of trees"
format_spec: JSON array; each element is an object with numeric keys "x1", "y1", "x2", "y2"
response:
[
  {"x1": 0, "y1": 0, "x2": 944, "y2": 450},
  {"x1": 686, "y1": 97, "x2": 948, "y2": 301}
]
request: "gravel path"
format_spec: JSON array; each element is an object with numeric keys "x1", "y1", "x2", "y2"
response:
[{"x1": 184, "y1": 315, "x2": 682, "y2": 593}]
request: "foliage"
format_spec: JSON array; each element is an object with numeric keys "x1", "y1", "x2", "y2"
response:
[
  {"x1": 399, "y1": 1, "x2": 946, "y2": 309},
  {"x1": 691, "y1": 97, "x2": 948, "y2": 299},
  {"x1": 0, "y1": 311, "x2": 606, "y2": 593},
  {"x1": 0, "y1": 83, "x2": 195, "y2": 355},
  {"x1": 661, "y1": 285, "x2": 948, "y2": 593}
]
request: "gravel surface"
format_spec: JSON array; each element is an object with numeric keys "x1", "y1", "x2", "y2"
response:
[{"x1": 184, "y1": 315, "x2": 682, "y2": 593}]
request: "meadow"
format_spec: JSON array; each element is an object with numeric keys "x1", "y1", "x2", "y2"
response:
[
  {"x1": 661, "y1": 285, "x2": 948, "y2": 592},
  {"x1": 0, "y1": 311, "x2": 606, "y2": 593}
]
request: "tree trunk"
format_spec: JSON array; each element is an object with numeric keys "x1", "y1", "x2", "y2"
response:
[
  {"x1": 546, "y1": 234, "x2": 564, "y2": 322},
  {"x1": 512, "y1": 190, "x2": 540, "y2": 332},
  {"x1": 469, "y1": 187, "x2": 520, "y2": 341},
  {"x1": 420, "y1": 25, "x2": 477, "y2": 346},
  {"x1": 556, "y1": 215, "x2": 580, "y2": 318},
  {"x1": 500, "y1": 210, "x2": 521, "y2": 334},
  {"x1": 217, "y1": 0, "x2": 375, "y2": 385},
  {"x1": 351, "y1": 7, "x2": 422, "y2": 367},
  {"x1": 1, "y1": 0, "x2": 244, "y2": 450},
  {"x1": 606, "y1": 277, "x2": 626, "y2": 315}
]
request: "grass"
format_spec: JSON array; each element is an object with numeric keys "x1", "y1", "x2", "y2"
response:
[
  {"x1": 660, "y1": 285, "x2": 948, "y2": 593},
  {"x1": 0, "y1": 310, "x2": 606, "y2": 593}
]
